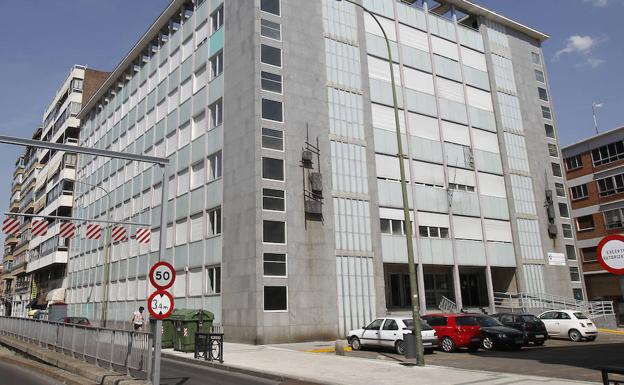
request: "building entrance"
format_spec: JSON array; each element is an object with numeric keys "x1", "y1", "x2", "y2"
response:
[{"x1": 460, "y1": 271, "x2": 488, "y2": 308}]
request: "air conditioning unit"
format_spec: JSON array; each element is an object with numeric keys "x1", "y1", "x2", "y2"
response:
[
  {"x1": 305, "y1": 200, "x2": 322, "y2": 215},
  {"x1": 301, "y1": 150, "x2": 313, "y2": 168},
  {"x1": 548, "y1": 224, "x2": 558, "y2": 238},
  {"x1": 309, "y1": 172, "x2": 323, "y2": 193}
]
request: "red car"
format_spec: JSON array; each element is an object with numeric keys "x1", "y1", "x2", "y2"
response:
[{"x1": 421, "y1": 314, "x2": 481, "y2": 352}]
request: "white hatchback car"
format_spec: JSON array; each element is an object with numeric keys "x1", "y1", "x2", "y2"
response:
[
  {"x1": 538, "y1": 310, "x2": 598, "y2": 342},
  {"x1": 347, "y1": 317, "x2": 438, "y2": 355}
]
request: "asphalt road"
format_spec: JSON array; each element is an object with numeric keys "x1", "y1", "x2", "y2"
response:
[
  {"x1": 160, "y1": 357, "x2": 320, "y2": 385},
  {"x1": 0, "y1": 360, "x2": 62, "y2": 385},
  {"x1": 344, "y1": 332, "x2": 624, "y2": 383}
]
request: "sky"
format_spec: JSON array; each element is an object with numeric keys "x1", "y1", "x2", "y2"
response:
[{"x1": 0, "y1": 0, "x2": 621, "y2": 245}]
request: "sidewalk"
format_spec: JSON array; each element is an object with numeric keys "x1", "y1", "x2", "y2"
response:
[{"x1": 162, "y1": 342, "x2": 596, "y2": 385}]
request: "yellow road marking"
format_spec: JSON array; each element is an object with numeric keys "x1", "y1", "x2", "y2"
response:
[
  {"x1": 305, "y1": 347, "x2": 353, "y2": 353},
  {"x1": 598, "y1": 328, "x2": 624, "y2": 335}
]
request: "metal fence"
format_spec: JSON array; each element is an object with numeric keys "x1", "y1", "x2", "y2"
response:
[
  {"x1": 494, "y1": 292, "x2": 615, "y2": 319},
  {"x1": 0, "y1": 316, "x2": 152, "y2": 378}
]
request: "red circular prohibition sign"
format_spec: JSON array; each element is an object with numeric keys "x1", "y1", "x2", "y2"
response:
[
  {"x1": 149, "y1": 261, "x2": 176, "y2": 290},
  {"x1": 597, "y1": 234, "x2": 624, "y2": 275},
  {"x1": 148, "y1": 290, "x2": 174, "y2": 320}
]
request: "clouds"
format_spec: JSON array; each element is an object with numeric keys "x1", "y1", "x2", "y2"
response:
[
  {"x1": 583, "y1": 0, "x2": 608, "y2": 6},
  {"x1": 554, "y1": 35, "x2": 607, "y2": 68}
]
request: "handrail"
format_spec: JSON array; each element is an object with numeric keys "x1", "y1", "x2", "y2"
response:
[{"x1": 493, "y1": 291, "x2": 615, "y2": 317}]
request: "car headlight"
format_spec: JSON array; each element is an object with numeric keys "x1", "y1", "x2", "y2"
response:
[{"x1": 498, "y1": 333, "x2": 507, "y2": 338}]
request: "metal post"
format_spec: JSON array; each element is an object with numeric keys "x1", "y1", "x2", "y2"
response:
[
  {"x1": 100, "y1": 189, "x2": 112, "y2": 328},
  {"x1": 337, "y1": 0, "x2": 425, "y2": 366},
  {"x1": 152, "y1": 164, "x2": 170, "y2": 385}
]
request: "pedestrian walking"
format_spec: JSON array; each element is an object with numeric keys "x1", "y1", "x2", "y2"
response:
[{"x1": 132, "y1": 306, "x2": 145, "y2": 331}]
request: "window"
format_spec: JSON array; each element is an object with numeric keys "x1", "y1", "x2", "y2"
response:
[
  {"x1": 262, "y1": 157, "x2": 284, "y2": 181},
  {"x1": 558, "y1": 202, "x2": 570, "y2": 218},
  {"x1": 542, "y1": 106, "x2": 552, "y2": 120},
  {"x1": 207, "y1": 207, "x2": 222, "y2": 236},
  {"x1": 591, "y1": 141, "x2": 624, "y2": 166},
  {"x1": 380, "y1": 219, "x2": 413, "y2": 236},
  {"x1": 418, "y1": 226, "x2": 449, "y2": 238},
  {"x1": 582, "y1": 247, "x2": 597, "y2": 262},
  {"x1": 532, "y1": 52, "x2": 541, "y2": 65},
  {"x1": 576, "y1": 215, "x2": 594, "y2": 231},
  {"x1": 209, "y1": 100, "x2": 223, "y2": 128},
  {"x1": 569, "y1": 267, "x2": 580, "y2": 282},
  {"x1": 548, "y1": 143, "x2": 558, "y2": 157},
  {"x1": 573, "y1": 288, "x2": 584, "y2": 301},
  {"x1": 206, "y1": 266, "x2": 221, "y2": 294},
  {"x1": 262, "y1": 99, "x2": 283, "y2": 122},
  {"x1": 382, "y1": 319, "x2": 399, "y2": 330},
  {"x1": 448, "y1": 183, "x2": 475, "y2": 192},
  {"x1": 260, "y1": 0, "x2": 280, "y2": 16},
  {"x1": 604, "y1": 208, "x2": 624, "y2": 229},
  {"x1": 456, "y1": 316, "x2": 479, "y2": 326},
  {"x1": 207, "y1": 151, "x2": 222, "y2": 181},
  {"x1": 597, "y1": 174, "x2": 624, "y2": 196},
  {"x1": 365, "y1": 319, "x2": 384, "y2": 330},
  {"x1": 261, "y1": 19, "x2": 281, "y2": 40},
  {"x1": 263, "y1": 188, "x2": 285, "y2": 211},
  {"x1": 209, "y1": 51, "x2": 223, "y2": 79},
  {"x1": 263, "y1": 220, "x2": 285, "y2": 243},
  {"x1": 422, "y1": 316, "x2": 447, "y2": 327},
  {"x1": 555, "y1": 182, "x2": 566, "y2": 197},
  {"x1": 538, "y1": 87, "x2": 549, "y2": 101},
  {"x1": 545, "y1": 124, "x2": 556, "y2": 139},
  {"x1": 565, "y1": 155, "x2": 583, "y2": 171},
  {"x1": 190, "y1": 162, "x2": 205, "y2": 189},
  {"x1": 263, "y1": 253, "x2": 286, "y2": 277},
  {"x1": 570, "y1": 184, "x2": 588, "y2": 200},
  {"x1": 565, "y1": 244, "x2": 577, "y2": 260},
  {"x1": 261, "y1": 71, "x2": 282, "y2": 93},
  {"x1": 192, "y1": 112, "x2": 206, "y2": 139},
  {"x1": 562, "y1": 223, "x2": 573, "y2": 238},
  {"x1": 261, "y1": 44, "x2": 282, "y2": 67},
  {"x1": 551, "y1": 162, "x2": 562, "y2": 177},
  {"x1": 264, "y1": 286, "x2": 287, "y2": 311},
  {"x1": 262, "y1": 127, "x2": 283, "y2": 150},
  {"x1": 210, "y1": 5, "x2": 224, "y2": 34},
  {"x1": 535, "y1": 69, "x2": 545, "y2": 83}
]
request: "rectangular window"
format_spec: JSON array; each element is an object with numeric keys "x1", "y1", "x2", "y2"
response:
[
  {"x1": 582, "y1": 246, "x2": 597, "y2": 262},
  {"x1": 548, "y1": 143, "x2": 558, "y2": 157},
  {"x1": 551, "y1": 162, "x2": 562, "y2": 177},
  {"x1": 209, "y1": 99, "x2": 223, "y2": 128},
  {"x1": 535, "y1": 69, "x2": 545, "y2": 83},
  {"x1": 565, "y1": 244, "x2": 577, "y2": 260},
  {"x1": 542, "y1": 106, "x2": 552, "y2": 120},
  {"x1": 264, "y1": 286, "x2": 287, "y2": 311},
  {"x1": 263, "y1": 253, "x2": 286, "y2": 277},
  {"x1": 261, "y1": 44, "x2": 282, "y2": 67},
  {"x1": 538, "y1": 87, "x2": 549, "y2": 101},
  {"x1": 569, "y1": 267, "x2": 580, "y2": 282},
  {"x1": 562, "y1": 223, "x2": 573, "y2": 238},
  {"x1": 209, "y1": 51, "x2": 223, "y2": 79},
  {"x1": 261, "y1": 71, "x2": 282, "y2": 93},
  {"x1": 210, "y1": 5, "x2": 224, "y2": 34},
  {"x1": 545, "y1": 124, "x2": 556, "y2": 138},
  {"x1": 260, "y1": 0, "x2": 280, "y2": 16},
  {"x1": 565, "y1": 155, "x2": 583, "y2": 171},
  {"x1": 207, "y1": 207, "x2": 222, "y2": 236},
  {"x1": 532, "y1": 52, "x2": 542, "y2": 65},
  {"x1": 263, "y1": 220, "x2": 285, "y2": 243},
  {"x1": 262, "y1": 99, "x2": 283, "y2": 122},
  {"x1": 262, "y1": 157, "x2": 284, "y2": 181},
  {"x1": 604, "y1": 208, "x2": 623, "y2": 229},
  {"x1": 597, "y1": 174, "x2": 624, "y2": 196},
  {"x1": 570, "y1": 184, "x2": 588, "y2": 200},
  {"x1": 555, "y1": 182, "x2": 566, "y2": 197},
  {"x1": 418, "y1": 226, "x2": 449, "y2": 238},
  {"x1": 591, "y1": 141, "x2": 624, "y2": 166},
  {"x1": 262, "y1": 127, "x2": 283, "y2": 150},
  {"x1": 261, "y1": 19, "x2": 281, "y2": 40},
  {"x1": 263, "y1": 188, "x2": 285, "y2": 211},
  {"x1": 576, "y1": 214, "x2": 594, "y2": 231},
  {"x1": 558, "y1": 202, "x2": 570, "y2": 218},
  {"x1": 207, "y1": 151, "x2": 222, "y2": 181},
  {"x1": 380, "y1": 219, "x2": 413, "y2": 236},
  {"x1": 190, "y1": 161, "x2": 205, "y2": 190},
  {"x1": 206, "y1": 266, "x2": 221, "y2": 294}
]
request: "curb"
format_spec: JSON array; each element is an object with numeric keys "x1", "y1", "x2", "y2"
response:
[
  {"x1": 161, "y1": 352, "x2": 336, "y2": 385},
  {"x1": 598, "y1": 328, "x2": 624, "y2": 335}
]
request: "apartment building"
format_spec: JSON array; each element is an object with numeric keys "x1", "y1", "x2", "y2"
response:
[
  {"x1": 68, "y1": 0, "x2": 577, "y2": 343},
  {"x1": 562, "y1": 126, "x2": 624, "y2": 326}
]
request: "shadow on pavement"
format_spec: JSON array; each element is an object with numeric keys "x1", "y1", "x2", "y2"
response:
[{"x1": 160, "y1": 377, "x2": 191, "y2": 385}]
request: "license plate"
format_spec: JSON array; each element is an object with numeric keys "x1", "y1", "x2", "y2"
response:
[
  {"x1": 423, "y1": 342, "x2": 432, "y2": 346},
  {"x1": 514, "y1": 338, "x2": 524, "y2": 344},
  {"x1": 535, "y1": 335, "x2": 544, "y2": 338},
  {"x1": 471, "y1": 338, "x2": 481, "y2": 342}
]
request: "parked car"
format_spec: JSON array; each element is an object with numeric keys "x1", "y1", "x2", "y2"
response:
[
  {"x1": 469, "y1": 314, "x2": 525, "y2": 350},
  {"x1": 57, "y1": 317, "x2": 92, "y2": 327},
  {"x1": 538, "y1": 310, "x2": 598, "y2": 342},
  {"x1": 421, "y1": 314, "x2": 481, "y2": 352},
  {"x1": 347, "y1": 317, "x2": 439, "y2": 355},
  {"x1": 492, "y1": 313, "x2": 548, "y2": 346}
]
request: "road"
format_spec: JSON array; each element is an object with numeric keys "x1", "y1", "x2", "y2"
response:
[
  {"x1": 0, "y1": 360, "x2": 62, "y2": 385},
  {"x1": 161, "y1": 357, "x2": 320, "y2": 385}
]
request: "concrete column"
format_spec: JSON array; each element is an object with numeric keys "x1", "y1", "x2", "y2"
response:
[
  {"x1": 453, "y1": 265, "x2": 463, "y2": 310},
  {"x1": 417, "y1": 263, "x2": 426, "y2": 313},
  {"x1": 486, "y1": 266, "x2": 496, "y2": 314}
]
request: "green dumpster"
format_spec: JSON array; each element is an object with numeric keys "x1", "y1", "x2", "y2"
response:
[
  {"x1": 150, "y1": 317, "x2": 175, "y2": 349},
  {"x1": 172, "y1": 309, "x2": 214, "y2": 353}
]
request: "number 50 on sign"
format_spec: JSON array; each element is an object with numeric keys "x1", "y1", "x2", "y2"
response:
[{"x1": 149, "y1": 261, "x2": 176, "y2": 290}]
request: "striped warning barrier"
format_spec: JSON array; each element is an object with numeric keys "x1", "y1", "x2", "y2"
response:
[
  {"x1": 2, "y1": 218, "x2": 19, "y2": 235},
  {"x1": 59, "y1": 222, "x2": 76, "y2": 238},
  {"x1": 135, "y1": 228, "x2": 150, "y2": 244},
  {"x1": 31, "y1": 220, "x2": 48, "y2": 237},
  {"x1": 111, "y1": 226, "x2": 127, "y2": 242}
]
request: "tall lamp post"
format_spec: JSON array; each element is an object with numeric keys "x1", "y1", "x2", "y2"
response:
[{"x1": 336, "y1": 0, "x2": 425, "y2": 366}]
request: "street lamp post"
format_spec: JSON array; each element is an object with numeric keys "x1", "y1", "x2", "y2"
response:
[{"x1": 336, "y1": 0, "x2": 425, "y2": 366}]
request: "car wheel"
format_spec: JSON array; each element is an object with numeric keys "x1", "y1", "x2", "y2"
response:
[
  {"x1": 588, "y1": 336, "x2": 597, "y2": 341},
  {"x1": 350, "y1": 337, "x2": 362, "y2": 351},
  {"x1": 395, "y1": 340, "x2": 406, "y2": 355},
  {"x1": 569, "y1": 329, "x2": 582, "y2": 342},
  {"x1": 534, "y1": 340, "x2": 545, "y2": 346},
  {"x1": 441, "y1": 337, "x2": 456, "y2": 353},
  {"x1": 482, "y1": 336, "x2": 494, "y2": 351}
]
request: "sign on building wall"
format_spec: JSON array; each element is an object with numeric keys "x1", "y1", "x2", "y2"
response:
[
  {"x1": 597, "y1": 234, "x2": 624, "y2": 275},
  {"x1": 547, "y1": 252, "x2": 566, "y2": 266}
]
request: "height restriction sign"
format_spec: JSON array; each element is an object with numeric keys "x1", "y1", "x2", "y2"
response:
[
  {"x1": 148, "y1": 290, "x2": 174, "y2": 320},
  {"x1": 149, "y1": 261, "x2": 176, "y2": 290}
]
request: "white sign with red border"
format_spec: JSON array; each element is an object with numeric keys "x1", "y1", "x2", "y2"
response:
[
  {"x1": 149, "y1": 261, "x2": 176, "y2": 290},
  {"x1": 597, "y1": 234, "x2": 624, "y2": 275},
  {"x1": 148, "y1": 290, "x2": 174, "y2": 320}
]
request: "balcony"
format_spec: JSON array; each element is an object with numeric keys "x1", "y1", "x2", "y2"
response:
[
  {"x1": 15, "y1": 280, "x2": 30, "y2": 293},
  {"x1": 9, "y1": 200, "x2": 19, "y2": 212},
  {"x1": 5, "y1": 235, "x2": 18, "y2": 246},
  {"x1": 27, "y1": 249, "x2": 68, "y2": 273}
]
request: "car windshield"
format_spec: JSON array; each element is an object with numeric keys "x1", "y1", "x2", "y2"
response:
[
  {"x1": 519, "y1": 315, "x2": 541, "y2": 323},
  {"x1": 403, "y1": 319, "x2": 433, "y2": 331},
  {"x1": 573, "y1": 312, "x2": 589, "y2": 320},
  {"x1": 475, "y1": 316, "x2": 502, "y2": 327}
]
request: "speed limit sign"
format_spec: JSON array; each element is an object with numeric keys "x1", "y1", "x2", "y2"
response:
[
  {"x1": 148, "y1": 290, "x2": 174, "y2": 320},
  {"x1": 149, "y1": 261, "x2": 176, "y2": 290}
]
